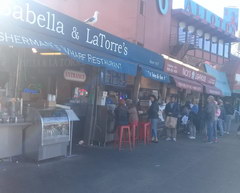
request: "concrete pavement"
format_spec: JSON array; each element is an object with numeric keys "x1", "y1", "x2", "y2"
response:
[{"x1": 1, "y1": 129, "x2": 240, "y2": 193}]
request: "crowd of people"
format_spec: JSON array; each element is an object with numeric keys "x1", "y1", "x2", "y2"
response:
[{"x1": 112, "y1": 94, "x2": 236, "y2": 144}]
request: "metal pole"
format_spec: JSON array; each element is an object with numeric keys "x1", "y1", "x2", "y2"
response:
[{"x1": 69, "y1": 121, "x2": 73, "y2": 156}]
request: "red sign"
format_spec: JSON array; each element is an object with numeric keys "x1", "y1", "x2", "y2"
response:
[
  {"x1": 64, "y1": 70, "x2": 86, "y2": 82},
  {"x1": 164, "y1": 61, "x2": 216, "y2": 85}
]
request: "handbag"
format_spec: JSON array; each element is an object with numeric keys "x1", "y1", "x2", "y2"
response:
[{"x1": 165, "y1": 116, "x2": 178, "y2": 129}]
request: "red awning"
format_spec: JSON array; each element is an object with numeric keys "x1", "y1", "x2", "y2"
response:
[
  {"x1": 203, "y1": 84, "x2": 222, "y2": 96},
  {"x1": 172, "y1": 75, "x2": 203, "y2": 92}
]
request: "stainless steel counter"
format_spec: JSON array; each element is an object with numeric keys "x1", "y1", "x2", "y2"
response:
[{"x1": 0, "y1": 123, "x2": 31, "y2": 159}]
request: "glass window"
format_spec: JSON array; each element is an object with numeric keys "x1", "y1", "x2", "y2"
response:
[
  {"x1": 187, "y1": 31, "x2": 195, "y2": 45},
  {"x1": 211, "y1": 42, "x2": 217, "y2": 54},
  {"x1": 178, "y1": 26, "x2": 186, "y2": 43},
  {"x1": 224, "y1": 43, "x2": 230, "y2": 58},
  {"x1": 203, "y1": 33, "x2": 211, "y2": 52},
  {"x1": 218, "y1": 40, "x2": 224, "y2": 56},
  {"x1": 196, "y1": 35, "x2": 203, "y2": 49}
]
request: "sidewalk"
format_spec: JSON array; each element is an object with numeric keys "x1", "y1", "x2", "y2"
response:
[{"x1": 1, "y1": 124, "x2": 240, "y2": 193}]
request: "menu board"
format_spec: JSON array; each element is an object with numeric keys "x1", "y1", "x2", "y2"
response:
[{"x1": 102, "y1": 70, "x2": 126, "y2": 87}]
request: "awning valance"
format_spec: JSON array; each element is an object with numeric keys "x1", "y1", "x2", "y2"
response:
[
  {"x1": 205, "y1": 64, "x2": 231, "y2": 96},
  {"x1": 140, "y1": 65, "x2": 170, "y2": 83},
  {"x1": 203, "y1": 84, "x2": 222, "y2": 96},
  {"x1": 171, "y1": 75, "x2": 203, "y2": 92}
]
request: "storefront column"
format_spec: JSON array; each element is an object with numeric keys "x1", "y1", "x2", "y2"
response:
[
  {"x1": 132, "y1": 67, "x2": 141, "y2": 102},
  {"x1": 161, "y1": 84, "x2": 167, "y2": 101}
]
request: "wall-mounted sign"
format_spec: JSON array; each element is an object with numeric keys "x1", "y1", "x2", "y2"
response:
[
  {"x1": 164, "y1": 61, "x2": 216, "y2": 85},
  {"x1": 64, "y1": 70, "x2": 86, "y2": 82},
  {"x1": 0, "y1": 0, "x2": 164, "y2": 70},
  {"x1": 157, "y1": 0, "x2": 169, "y2": 15},
  {"x1": 184, "y1": 0, "x2": 238, "y2": 35}
]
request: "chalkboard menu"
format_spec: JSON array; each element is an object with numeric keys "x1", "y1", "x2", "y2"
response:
[{"x1": 102, "y1": 69, "x2": 126, "y2": 87}]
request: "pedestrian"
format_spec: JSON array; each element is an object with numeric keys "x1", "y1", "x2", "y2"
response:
[
  {"x1": 165, "y1": 95, "x2": 179, "y2": 142},
  {"x1": 214, "y1": 101, "x2": 221, "y2": 142},
  {"x1": 114, "y1": 99, "x2": 129, "y2": 128},
  {"x1": 205, "y1": 95, "x2": 217, "y2": 143},
  {"x1": 224, "y1": 100, "x2": 234, "y2": 134},
  {"x1": 188, "y1": 98, "x2": 199, "y2": 139},
  {"x1": 148, "y1": 95, "x2": 159, "y2": 143},
  {"x1": 217, "y1": 99, "x2": 225, "y2": 136},
  {"x1": 126, "y1": 99, "x2": 139, "y2": 127}
]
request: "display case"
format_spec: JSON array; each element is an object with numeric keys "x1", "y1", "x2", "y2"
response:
[{"x1": 24, "y1": 108, "x2": 70, "y2": 161}]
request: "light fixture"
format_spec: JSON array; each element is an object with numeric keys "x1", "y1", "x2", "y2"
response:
[
  {"x1": 31, "y1": 48, "x2": 38, "y2": 54},
  {"x1": 188, "y1": 25, "x2": 195, "y2": 33},
  {"x1": 196, "y1": 29, "x2": 203, "y2": 37},
  {"x1": 179, "y1": 21, "x2": 186, "y2": 29},
  {"x1": 212, "y1": 36, "x2": 218, "y2": 43},
  {"x1": 204, "y1": 33, "x2": 210, "y2": 40},
  {"x1": 39, "y1": 52, "x2": 64, "y2": 56}
]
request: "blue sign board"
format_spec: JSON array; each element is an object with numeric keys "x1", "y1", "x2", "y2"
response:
[
  {"x1": 184, "y1": 0, "x2": 238, "y2": 35},
  {"x1": 0, "y1": 0, "x2": 164, "y2": 70},
  {"x1": 140, "y1": 65, "x2": 170, "y2": 83},
  {"x1": 0, "y1": 23, "x2": 137, "y2": 76}
]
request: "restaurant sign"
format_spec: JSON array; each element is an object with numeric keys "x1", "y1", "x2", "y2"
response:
[
  {"x1": 184, "y1": 0, "x2": 238, "y2": 35},
  {"x1": 164, "y1": 61, "x2": 216, "y2": 85},
  {"x1": 0, "y1": 0, "x2": 164, "y2": 70},
  {"x1": 64, "y1": 70, "x2": 86, "y2": 82}
]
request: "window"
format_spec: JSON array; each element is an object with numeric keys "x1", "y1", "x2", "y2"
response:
[
  {"x1": 203, "y1": 33, "x2": 211, "y2": 52},
  {"x1": 178, "y1": 23, "x2": 186, "y2": 43},
  {"x1": 186, "y1": 26, "x2": 195, "y2": 45},
  {"x1": 218, "y1": 40, "x2": 224, "y2": 56},
  {"x1": 140, "y1": 0, "x2": 144, "y2": 15},
  {"x1": 195, "y1": 29, "x2": 203, "y2": 49},
  {"x1": 211, "y1": 42, "x2": 217, "y2": 54},
  {"x1": 224, "y1": 43, "x2": 230, "y2": 58}
]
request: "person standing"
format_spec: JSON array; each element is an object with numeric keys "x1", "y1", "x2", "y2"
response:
[
  {"x1": 188, "y1": 98, "x2": 199, "y2": 139},
  {"x1": 148, "y1": 95, "x2": 159, "y2": 143},
  {"x1": 205, "y1": 96, "x2": 216, "y2": 143},
  {"x1": 218, "y1": 99, "x2": 225, "y2": 136},
  {"x1": 224, "y1": 100, "x2": 234, "y2": 134},
  {"x1": 165, "y1": 96, "x2": 179, "y2": 142}
]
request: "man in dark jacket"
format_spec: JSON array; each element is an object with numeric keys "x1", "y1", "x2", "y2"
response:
[
  {"x1": 148, "y1": 95, "x2": 159, "y2": 143},
  {"x1": 165, "y1": 95, "x2": 179, "y2": 141},
  {"x1": 224, "y1": 100, "x2": 234, "y2": 134},
  {"x1": 205, "y1": 95, "x2": 216, "y2": 143},
  {"x1": 114, "y1": 99, "x2": 129, "y2": 127}
]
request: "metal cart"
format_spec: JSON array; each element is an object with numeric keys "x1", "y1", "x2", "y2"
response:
[{"x1": 24, "y1": 108, "x2": 70, "y2": 161}]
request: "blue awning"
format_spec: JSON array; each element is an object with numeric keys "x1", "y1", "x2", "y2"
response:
[
  {"x1": 140, "y1": 65, "x2": 170, "y2": 83},
  {"x1": 0, "y1": 23, "x2": 137, "y2": 76},
  {"x1": 204, "y1": 64, "x2": 231, "y2": 96}
]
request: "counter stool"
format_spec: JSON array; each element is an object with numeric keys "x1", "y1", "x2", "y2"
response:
[
  {"x1": 114, "y1": 125, "x2": 132, "y2": 151},
  {"x1": 139, "y1": 122, "x2": 151, "y2": 144},
  {"x1": 130, "y1": 122, "x2": 138, "y2": 148}
]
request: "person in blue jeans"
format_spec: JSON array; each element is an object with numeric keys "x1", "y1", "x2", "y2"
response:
[
  {"x1": 205, "y1": 95, "x2": 217, "y2": 143},
  {"x1": 148, "y1": 95, "x2": 159, "y2": 143}
]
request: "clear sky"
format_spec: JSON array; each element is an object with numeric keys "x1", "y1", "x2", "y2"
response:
[{"x1": 173, "y1": 0, "x2": 240, "y2": 18}]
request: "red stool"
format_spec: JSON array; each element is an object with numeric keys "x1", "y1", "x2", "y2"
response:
[
  {"x1": 114, "y1": 125, "x2": 132, "y2": 151},
  {"x1": 139, "y1": 122, "x2": 151, "y2": 144},
  {"x1": 130, "y1": 122, "x2": 138, "y2": 148}
]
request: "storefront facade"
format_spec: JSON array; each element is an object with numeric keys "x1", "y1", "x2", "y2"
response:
[{"x1": 0, "y1": 0, "x2": 172, "y2": 152}]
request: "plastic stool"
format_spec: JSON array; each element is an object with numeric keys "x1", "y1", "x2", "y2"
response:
[
  {"x1": 114, "y1": 125, "x2": 132, "y2": 151},
  {"x1": 139, "y1": 122, "x2": 151, "y2": 144},
  {"x1": 130, "y1": 122, "x2": 138, "y2": 148}
]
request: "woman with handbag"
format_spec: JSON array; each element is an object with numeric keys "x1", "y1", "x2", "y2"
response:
[{"x1": 165, "y1": 96, "x2": 180, "y2": 142}]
